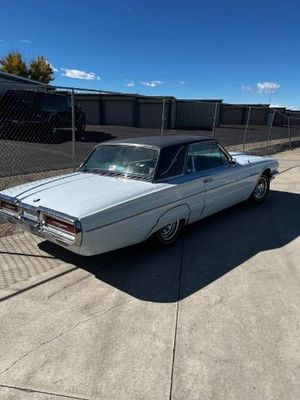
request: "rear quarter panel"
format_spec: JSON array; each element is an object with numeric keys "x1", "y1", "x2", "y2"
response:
[{"x1": 79, "y1": 177, "x2": 205, "y2": 256}]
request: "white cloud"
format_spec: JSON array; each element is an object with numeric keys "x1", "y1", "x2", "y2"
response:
[
  {"x1": 140, "y1": 80, "x2": 163, "y2": 87},
  {"x1": 46, "y1": 60, "x2": 58, "y2": 72},
  {"x1": 19, "y1": 39, "x2": 32, "y2": 44},
  {"x1": 242, "y1": 81, "x2": 280, "y2": 95},
  {"x1": 257, "y1": 81, "x2": 280, "y2": 94},
  {"x1": 61, "y1": 68, "x2": 100, "y2": 80},
  {"x1": 179, "y1": 81, "x2": 186, "y2": 85},
  {"x1": 125, "y1": 79, "x2": 134, "y2": 87}
]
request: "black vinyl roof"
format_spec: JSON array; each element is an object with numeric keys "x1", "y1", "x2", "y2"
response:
[{"x1": 103, "y1": 135, "x2": 214, "y2": 149}]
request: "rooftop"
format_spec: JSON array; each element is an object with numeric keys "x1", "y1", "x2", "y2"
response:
[
  {"x1": 103, "y1": 135, "x2": 213, "y2": 149},
  {"x1": 0, "y1": 70, "x2": 52, "y2": 87}
]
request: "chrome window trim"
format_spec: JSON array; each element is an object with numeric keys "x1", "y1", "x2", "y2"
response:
[
  {"x1": 185, "y1": 140, "x2": 232, "y2": 175},
  {"x1": 216, "y1": 142, "x2": 233, "y2": 164}
]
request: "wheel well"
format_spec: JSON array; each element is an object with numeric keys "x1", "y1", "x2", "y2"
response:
[
  {"x1": 144, "y1": 204, "x2": 190, "y2": 241},
  {"x1": 262, "y1": 168, "x2": 271, "y2": 178},
  {"x1": 180, "y1": 218, "x2": 187, "y2": 226}
]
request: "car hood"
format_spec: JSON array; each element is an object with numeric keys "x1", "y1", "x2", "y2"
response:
[{"x1": 1, "y1": 172, "x2": 154, "y2": 217}]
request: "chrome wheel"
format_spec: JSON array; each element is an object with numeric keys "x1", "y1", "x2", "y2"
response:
[
  {"x1": 154, "y1": 219, "x2": 184, "y2": 246},
  {"x1": 254, "y1": 176, "x2": 268, "y2": 200},
  {"x1": 159, "y1": 221, "x2": 180, "y2": 241},
  {"x1": 251, "y1": 174, "x2": 270, "y2": 203}
]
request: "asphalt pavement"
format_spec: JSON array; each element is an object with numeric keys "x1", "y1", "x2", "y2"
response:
[{"x1": 0, "y1": 148, "x2": 299, "y2": 400}]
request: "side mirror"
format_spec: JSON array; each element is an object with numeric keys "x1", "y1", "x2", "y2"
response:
[{"x1": 230, "y1": 157, "x2": 236, "y2": 165}]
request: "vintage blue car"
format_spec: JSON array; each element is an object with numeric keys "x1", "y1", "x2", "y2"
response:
[{"x1": 0, "y1": 136, "x2": 279, "y2": 256}]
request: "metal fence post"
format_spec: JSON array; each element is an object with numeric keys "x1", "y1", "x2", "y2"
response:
[
  {"x1": 71, "y1": 88, "x2": 76, "y2": 170},
  {"x1": 243, "y1": 106, "x2": 252, "y2": 151},
  {"x1": 212, "y1": 102, "x2": 218, "y2": 138},
  {"x1": 266, "y1": 109, "x2": 275, "y2": 147},
  {"x1": 160, "y1": 98, "x2": 166, "y2": 135},
  {"x1": 288, "y1": 117, "x2": 292, "y2": 148}
]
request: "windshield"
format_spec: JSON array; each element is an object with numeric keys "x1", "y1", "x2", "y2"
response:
[{"x1": 81, "y1": 145, "x2": 159, "y2": 180}]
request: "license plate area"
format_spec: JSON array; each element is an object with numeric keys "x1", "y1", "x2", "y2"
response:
[{"x1": 23, "y1": 210, "x2": 39, "y2": 223}]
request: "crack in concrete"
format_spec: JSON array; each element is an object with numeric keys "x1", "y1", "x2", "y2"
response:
[
  {"x1": 169, "y1": 238, "x2": 185, "y2": 400},
  {"x1": 278, "y1": 165, "x2": 300, "y2": 175},
  {"x1": 0, "y1": 383, "x2": 90, "y2": 400},
  {"x1": 0, "y1": 276, "x2": 178, "y2": 377}
]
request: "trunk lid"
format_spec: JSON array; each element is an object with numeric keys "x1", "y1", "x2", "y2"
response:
[{"x1": 2, "y1": 172, "x2": 153, "y2": 217}]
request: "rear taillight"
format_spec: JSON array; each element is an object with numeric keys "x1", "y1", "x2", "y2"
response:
[
  {"x1": 46, "y1": 216, "x2": 75, "y2": 234},
  {"x1": 1, "y1": 201, "x2": 18, "y2": 213}
]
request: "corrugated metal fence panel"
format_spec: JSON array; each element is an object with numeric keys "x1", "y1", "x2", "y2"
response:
[
  {"x1": 139, "y1": 102, "x2": 163, "y2": 129},
  {"x1": 77, "y1": 98, "x2": 100, "y2": 124},
  {"x1": 221, "y1": 106, "x2": 244, "y2": 124},
  {"x1": 286, "y1": 111, "x2": 300, "y2": 126},
  {"x1": 105, "y1": 100, "x2": 134, "y2": 126},
  {"x1": 271, "y1": 109, "x2": 286, "y2": 126},
  {"x1": 249, "y1": 108, "x2": 268, "y2": 125},
  {"x1": 175, "y1": 101, "x2": 215, "y2": 129}
]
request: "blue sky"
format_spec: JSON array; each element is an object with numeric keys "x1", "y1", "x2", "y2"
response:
[{"x1": 0, "y1": 0, "x2": 299, "y2": 107}]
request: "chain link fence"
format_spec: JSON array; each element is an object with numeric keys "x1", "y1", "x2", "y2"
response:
[{"x1": 1, "y1": 81, "x2": 300, "y2": 193}]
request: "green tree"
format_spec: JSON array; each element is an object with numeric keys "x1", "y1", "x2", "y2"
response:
[
  {"x1": 0, "y1": 51, "x2": 28, "y2": 77},
  {"x1": 28, "y1": 56, "x2": 54, "y2": 83}
]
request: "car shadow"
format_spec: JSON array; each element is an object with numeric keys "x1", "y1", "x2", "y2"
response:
[{"x1": 39, "y1": 190, "x2": 300, "y2": 303}]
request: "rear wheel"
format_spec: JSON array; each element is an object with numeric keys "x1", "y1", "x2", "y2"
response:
[
  {"x1": 154, "y1": 219, "x2": 184, "y2": 247},
  {"x1": 250, "y1": 174, "x2": 270, "y2": 203}
]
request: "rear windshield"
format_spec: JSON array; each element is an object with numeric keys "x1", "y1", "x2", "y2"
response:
[{"x1": 81, "y1": 145, "x2": 159, "y2": 180}]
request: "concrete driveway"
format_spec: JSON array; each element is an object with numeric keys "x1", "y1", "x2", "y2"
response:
[{"x1": 0, "y1": 149, "x2": 299, "y2": 400}]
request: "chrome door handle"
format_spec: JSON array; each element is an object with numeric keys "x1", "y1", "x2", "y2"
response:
[{"x1": 203, "y1": 177, "x2": 214, "y2": 183}]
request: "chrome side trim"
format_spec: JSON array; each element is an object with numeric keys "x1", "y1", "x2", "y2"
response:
[{"x1": 85, "y1": 173, "x2": 252, "y2": 233}]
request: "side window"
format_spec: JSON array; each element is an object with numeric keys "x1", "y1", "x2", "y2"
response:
[
  {"x1": 41, "y1": 96, "x2": 68, "y2": 112},
  {"x1": 156, "y1": 145, "x2": 186, "y2": 180},
  {"x1": 188, "y1": 142, "x2": 229, "y2": 173}
]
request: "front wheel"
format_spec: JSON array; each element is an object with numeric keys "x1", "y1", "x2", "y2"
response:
[
  {"x1": 250, "y1": 174, "x2": 270, "y2": 203},
  {"x1": 154, "y1": 220, "x2": 184, "y2": 247}
]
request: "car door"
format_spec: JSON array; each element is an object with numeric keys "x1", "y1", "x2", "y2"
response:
[{"x1": 187, "y1": 141, "x2": 249, "y2": 221}]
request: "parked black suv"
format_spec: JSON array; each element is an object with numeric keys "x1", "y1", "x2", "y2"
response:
[{"x1": 0, "y1": 89, "x2": 86, "y2": 140}]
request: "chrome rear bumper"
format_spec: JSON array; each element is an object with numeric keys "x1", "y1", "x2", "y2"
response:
[{"x1": 0, "y1": 194, "x2": 82, "y2": 247}]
